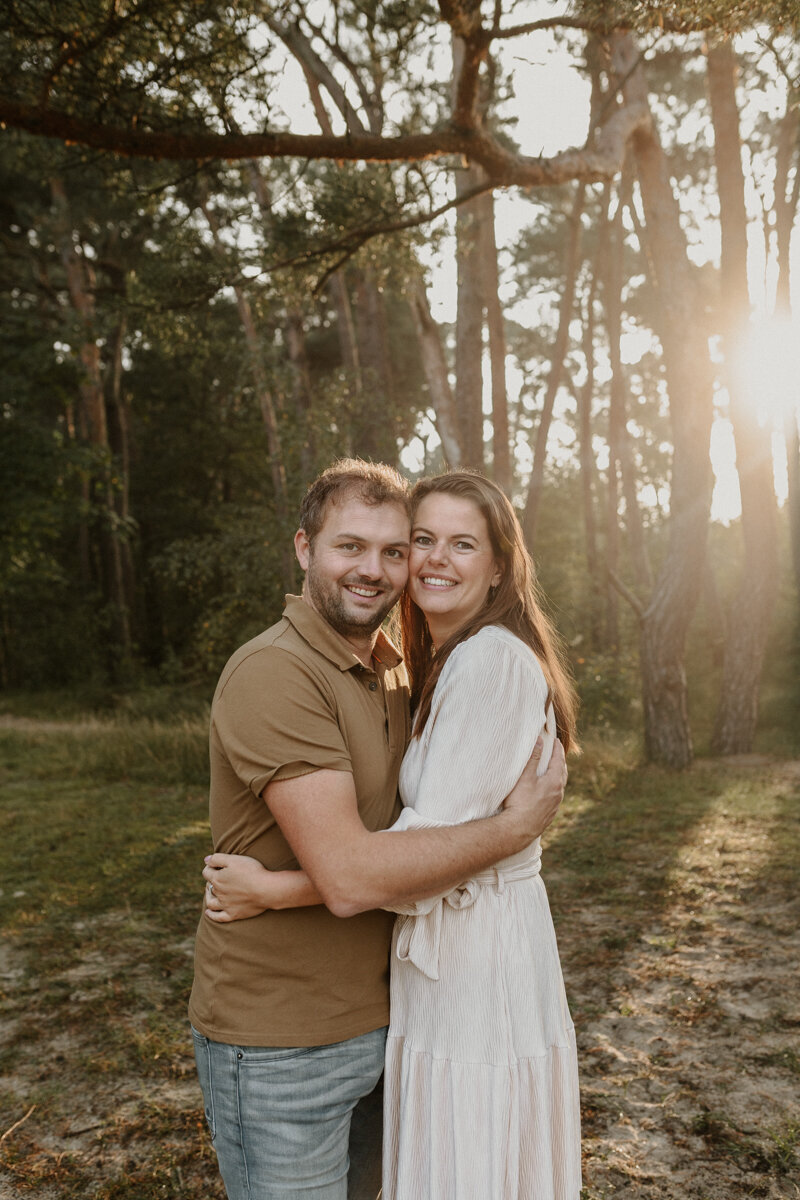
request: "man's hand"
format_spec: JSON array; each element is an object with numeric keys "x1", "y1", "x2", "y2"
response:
[{"x1": 502, "y1": 738, "x2": 567, "y2": 841}]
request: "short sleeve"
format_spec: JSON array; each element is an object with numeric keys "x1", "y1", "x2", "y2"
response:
[
  {"x1": 212, "y1": 647, "x2": 352, "y2": 797},
  {"x1": 405, "y1": 630, "x2": 549, "y2": 825}
]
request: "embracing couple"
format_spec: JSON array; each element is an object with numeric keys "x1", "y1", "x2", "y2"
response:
[{"x1": 188, "y1": 459, "x2": 581, "y2": 1200}]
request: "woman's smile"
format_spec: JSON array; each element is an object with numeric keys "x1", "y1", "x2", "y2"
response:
[{"x1": 409, "y1": 493, "x2": 501, "y2": 646}]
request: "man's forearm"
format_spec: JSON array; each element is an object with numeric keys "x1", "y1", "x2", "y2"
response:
[
  {"x1": 264, "y1": 747, "x2": 565, "y2": 920},
  {"x1": 318, "y1": 808, "x2": 531, "y2": 918}
]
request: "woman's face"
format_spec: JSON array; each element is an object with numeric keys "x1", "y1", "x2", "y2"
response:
[{"x1": 408, "y1": 493, "x2": 501, "y2": 646}]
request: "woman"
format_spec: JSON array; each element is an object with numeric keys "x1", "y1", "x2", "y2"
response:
[{"x1": 207, "y1": 472, "x2": 581, "y2": 1200}]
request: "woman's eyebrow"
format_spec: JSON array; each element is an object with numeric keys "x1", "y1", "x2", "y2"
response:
[{"x1": 412, "y1": 526, "x2": 478, "y2": 541}]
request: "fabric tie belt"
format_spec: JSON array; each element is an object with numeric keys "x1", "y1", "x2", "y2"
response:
[{"x1": 393, "y1": 848, "x2": 542, "y2": 981}]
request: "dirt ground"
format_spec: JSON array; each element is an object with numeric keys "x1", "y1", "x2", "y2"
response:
[
  {"x1": 0, "y1": 756, "x2": 798, "y2": 1199},
  {"x1": 565, "y1": 758, "x2": 800, "y2": 1200}
]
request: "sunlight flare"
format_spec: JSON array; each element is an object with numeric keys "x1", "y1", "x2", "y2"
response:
[{"x1": 732, "y1": 317, "x2": 800, "y2": 429}]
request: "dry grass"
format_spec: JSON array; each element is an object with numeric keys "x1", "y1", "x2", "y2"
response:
[{"x1": 0, "y1": 708, "x2": 799, "y2": 1199}]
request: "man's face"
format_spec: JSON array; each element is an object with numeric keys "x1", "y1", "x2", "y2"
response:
[{"x1": 295, "y1": 497, "x2": 410, "y2": 642}]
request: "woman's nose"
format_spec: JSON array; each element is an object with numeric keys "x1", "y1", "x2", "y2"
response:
[{"x1": 426, "y1": 541, "x2": 449, "y2": 565}]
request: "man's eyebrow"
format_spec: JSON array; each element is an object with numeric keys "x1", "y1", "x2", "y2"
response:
[{"x1": 334, "y1": 531, "x2": 410, "y2": 547}]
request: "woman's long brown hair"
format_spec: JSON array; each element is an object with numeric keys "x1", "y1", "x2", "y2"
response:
[{"x1": 400, "y1": 472, "x2": 579, "y2": 753}]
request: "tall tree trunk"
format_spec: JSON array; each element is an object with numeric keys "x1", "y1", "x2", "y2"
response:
[
  {"x1": 407, "y1": 278, "x2": 463, "y2": 467},
  {"x1": 243, "y1": 160, "x2": 316, "y2": 480},
  {"x1": 105, "y1": 311, "x2": 136, "y2": 625},
  {"x1": 522, "y1": 183, "x2": 586, "y2": 546},
  {"x1": 611, "y1": 33, "x2": 715, "y2": 768},
  {"x1": 603, "y1": 172, "x2": 652, "y2": 602},
  {"x1": 285, "y1": 309, "x2": 315, "y2": 479},
  {"x1": 351, "y1": 266, "x2": 398, "y2": 462},
  {"x1": 603, "y1": 184, "x2": 623, "y2": 652},
  {"x1": 454, "y1": 161, "x2": 486, "y2": 468},
  {"x1": 201, "y1": 198, "x2": 296, "y2": 593},
  {"x1": 577, "y1": 275, "x2": 603, "y2": 648},
  {"x1": 329, "y1": 269, "x2": 362, "y2": 435},
  {"x1": 707, "y1": 38, "x2": 779, "y2": 754},
  {"x1": 51, "y1": 177, "x2": 133, "y2": 676},
  {"x1": 479, "y1": 190, "x2": 511, "y2": 493},
  {"x1": 773, "y1": 106, "x2": 800, "y2": 317},
  {"x1": 788, "y1": 412, "x2": 800, "y2": 596},
  {"x1": 773, "y1": 105, "x2": 800, "y2": 597}
]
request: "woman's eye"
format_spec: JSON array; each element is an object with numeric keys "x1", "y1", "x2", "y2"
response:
[
  {"x1": 456, "y1": 541, "x2": 475, "y2": 551},
  {"x1": 413, "y1": 535, "x2": 432, "y2": 546}
]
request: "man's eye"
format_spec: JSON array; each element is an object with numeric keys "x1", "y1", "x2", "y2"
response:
[
  {"x1": 339, "y1": 543, "x2": 359, "y2": 551},
  {"x1": 385, "y1": 548, "x2": 407, "y2": 559}
]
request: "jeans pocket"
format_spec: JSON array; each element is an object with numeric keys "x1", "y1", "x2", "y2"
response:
[
  {"x1": 239, "y1": 1044, "x2": 317, "y2": 1066},
  {"x1": 190, "y1": 1026, "x2": 216, "y2": 1140}
]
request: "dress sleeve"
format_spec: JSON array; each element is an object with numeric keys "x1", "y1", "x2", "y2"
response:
[
  {"x1": 380, "y1": 632, "x2": 552, "y2": 949},
  {"x1": 403, "y1": 630, "x2": 549, "y2": 825}
]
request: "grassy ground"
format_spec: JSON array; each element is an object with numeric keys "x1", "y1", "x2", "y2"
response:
[{"x1": 0, "y1": 702, "x2": 798, "y2": 1199}]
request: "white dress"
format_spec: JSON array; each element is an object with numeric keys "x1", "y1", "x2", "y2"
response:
[{"x1": 381, "y1": 625, "x2": 581, "y2": 1200}]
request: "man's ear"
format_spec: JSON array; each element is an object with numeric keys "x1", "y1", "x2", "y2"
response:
[{"x1": 295, "y1": 528, "x2": 311, "y2": 571}]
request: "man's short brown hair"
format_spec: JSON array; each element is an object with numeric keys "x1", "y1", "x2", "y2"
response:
[{"x1": 299, "y1": 459, "x2": 410, "y2": 543}]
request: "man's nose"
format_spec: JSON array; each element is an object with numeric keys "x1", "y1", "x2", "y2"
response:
[{"x1": 359, "y1": 548, "x2": 384, "y2": 579}]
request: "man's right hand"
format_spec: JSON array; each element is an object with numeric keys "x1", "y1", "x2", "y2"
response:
[{"x1": 502, "y1": 737, "x2": 567, "y2": 842}]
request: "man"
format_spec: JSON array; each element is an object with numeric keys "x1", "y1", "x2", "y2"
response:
[{"x1": 189, "y1": 459, "x2": 567, "y2": 1200}]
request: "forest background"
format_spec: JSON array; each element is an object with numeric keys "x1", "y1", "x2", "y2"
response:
[
  {"x1": 2, "y1": 0, "x2": 800, "y2": 767},
  {"x1": 1, "y1": 2, "x2": 800, "y2": 1198}
]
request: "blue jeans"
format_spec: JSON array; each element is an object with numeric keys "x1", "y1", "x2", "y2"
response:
[{"x1": 191, "y1": 1025, "x2": 386, "y2": 1199}]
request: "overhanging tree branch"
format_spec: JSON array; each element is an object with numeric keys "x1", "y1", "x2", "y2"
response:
[{"x1": 0, "y1": 97, "x2": 650, "y2": 185}]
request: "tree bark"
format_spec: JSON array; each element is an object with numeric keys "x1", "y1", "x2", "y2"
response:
[
  {"x1": 50, "y1": 176, "x2": 133, "y2": 675},
  {"x1": 407, "y1": 279, "x2": 463, "y2": 467},
  {"x1": 577, "y1": 275, "x2": 603, "y2": 648},
  {"x1": 105, "y1": 310, "x2": 136, "y2": 627},
  {"x1": 707, "y1": 38, "x2": 779, "y2": 754},
  {"x1": 352, "y1": 266, "x2": 398, "y2": 462},
  {"x1": 602, "y1": 171, "x2": 652, "y2": 602},
  {"x1": 200, "y1": 198, "x2": 296, "y2": 594},
  {"x1": 522, "y1": 183, "x2": 586, "y2": 546},
  {"x1": 773, "y1": 105, "x2": 800, "y2": 316},
  {"x1": 603, "y1": 184, "x2": 623, "y2": 651},
  {"x1": 610, "y1": 33, "x2": 715, "y2": 768},
  {"x1": 284, "y1": 309, "x2": 315, "y2": 479},
  {"x1": 772, "y1": 104, "x2": 800, "y2": 596},
  {"x1": 788, "y1": 411, "x2": 800, "y2": 596},
  {"x1": 454, "y1": 161, "x2": 486, "y2": 468},
  {"x1": 479, "y1": 190, "x2": 512, "y2": 493}
]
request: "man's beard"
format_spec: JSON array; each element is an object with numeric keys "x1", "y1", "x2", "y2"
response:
[{"x1": 305, "y1": 566, "x2": 397, "y2": 640}]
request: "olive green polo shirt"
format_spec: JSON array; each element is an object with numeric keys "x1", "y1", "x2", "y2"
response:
[{"x1": 189, "y1": 595, "x2": 409, "y2": 1047}]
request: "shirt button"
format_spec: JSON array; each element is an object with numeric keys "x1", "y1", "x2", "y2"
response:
[{"x1": 368, "y1": 682, "x2": 378, "y2": 691}]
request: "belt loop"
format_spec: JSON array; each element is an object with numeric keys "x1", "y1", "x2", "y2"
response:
[{"x1": 494, "y1": 867, "x2": 505, "y2": 894}]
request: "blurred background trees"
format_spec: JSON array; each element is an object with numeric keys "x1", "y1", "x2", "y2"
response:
[{"x1": 1, "y1": 0, "x2": 799, "y2": 765}]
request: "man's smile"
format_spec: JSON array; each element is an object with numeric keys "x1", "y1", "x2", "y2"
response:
[{"x1": 343, "y1": 583, "x2": 385, "y2": 598}]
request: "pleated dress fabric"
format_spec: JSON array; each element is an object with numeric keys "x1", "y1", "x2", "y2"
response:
[{"x1": 382, "y1": 625, "x2": 581, "y2": 1200}]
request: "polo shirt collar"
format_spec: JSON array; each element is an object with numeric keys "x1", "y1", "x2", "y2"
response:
[{"x1": 283, "y1": 594, "x2": 403, "y2": 672}]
